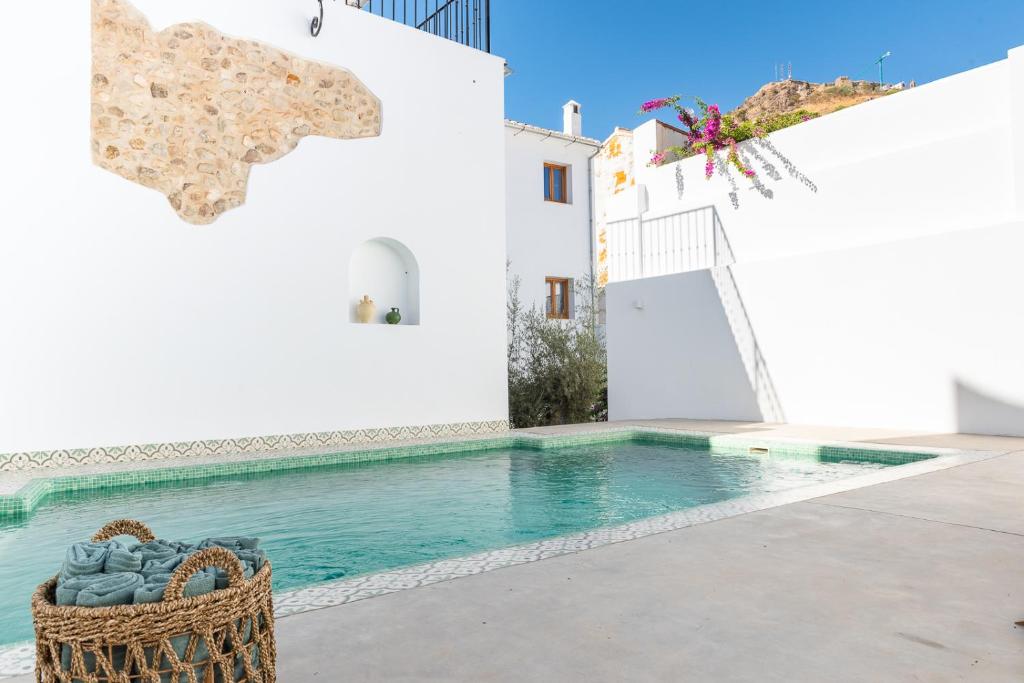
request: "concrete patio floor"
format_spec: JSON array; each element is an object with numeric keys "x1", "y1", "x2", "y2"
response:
[{"x1": 8, "y1": 420, "x2": 1024, "y2": 681}]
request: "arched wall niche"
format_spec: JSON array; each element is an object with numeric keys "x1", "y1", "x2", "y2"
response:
[{"x1": 349, "y1": 238, "x2": 421, "y2": 325}]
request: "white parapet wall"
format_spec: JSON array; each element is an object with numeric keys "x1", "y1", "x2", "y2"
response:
[
  {"x1": 606, "y1": 45, "x2": 1024, "y2": 437},
  {"x1": 607, "y1": 220, "x2": 1024, "y2": 436},
  {"x1": 605, "y1": 46, "x2": 1024, "y2": 266},
  {"x1": 0, "y1": 0, "x2": 509, "y2": 455}
]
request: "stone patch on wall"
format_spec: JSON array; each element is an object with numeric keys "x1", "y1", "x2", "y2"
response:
[{"x1": 91, "y1": 0, "x2": 382, "y2": 224}]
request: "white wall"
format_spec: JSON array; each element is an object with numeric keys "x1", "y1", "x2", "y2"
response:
[
  {"x1": 0, "y1": 1, "x2": 508, "y2": 453},
  {"x1": 608, "y1": 49, "x2": 1022, "y2": 265},
  {"x1": 606, "y1": 271, "x2": 762, "y2": 422},
  {"x1": 1010, "y1": 46, "x2": 1024, "y2": 214},
  {"x1": 608, "y1": 221, "x2": 1024, "y2": 437},
  {"x1": 505, "y1": 127, "x2": 597, "y2": 314}
]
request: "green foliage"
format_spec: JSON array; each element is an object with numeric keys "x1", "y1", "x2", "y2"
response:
[
  {"x1": 656, "y1": 109, "x2": 820, "y2": 164},
  {"x1": 730, "y1": 109, "x2": 820, "y2": 141},
  {"x1": 507, "y1": 275, "x2": 607, "y2": 428}
]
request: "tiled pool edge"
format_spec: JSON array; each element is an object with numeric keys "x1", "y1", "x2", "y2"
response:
[
  {"x1": 0, "y1": 438, "x2": 1003, "y2": 679},
  {"x1": 0, "y1": 427, "x2": 947, "y2": 521}
]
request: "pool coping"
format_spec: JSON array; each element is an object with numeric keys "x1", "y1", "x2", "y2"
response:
[{"x1": 0, "y1": 427, "x2": 1005, "y2": 678}]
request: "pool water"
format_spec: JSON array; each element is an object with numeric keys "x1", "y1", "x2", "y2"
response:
[{"x1": 0, "y1": 440, "x2": 890, "y2": 645}]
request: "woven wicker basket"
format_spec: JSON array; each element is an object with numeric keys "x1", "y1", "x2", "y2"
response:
[{"x1": 32, "y1": 519, "x2": 276, "y2": 683}]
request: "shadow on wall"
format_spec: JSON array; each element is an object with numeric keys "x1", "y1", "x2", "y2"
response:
[
  {"x1": 707, "y1": 136, "x2": 819, "y2": 211},
  {"x1": 708, "y1": 222, "x2": 786, "y2": 423},
  {"x1": 956, "y1": 380, "x2": 1024, "y2": 437}
]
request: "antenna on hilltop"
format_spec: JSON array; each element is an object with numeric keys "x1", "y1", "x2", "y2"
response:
[
  {"x1": 875, "y1": 51, "x2": 892, "y2": 85},
  {"x1": 788, "y1": 62, "x2": 792, "y2": 80}
]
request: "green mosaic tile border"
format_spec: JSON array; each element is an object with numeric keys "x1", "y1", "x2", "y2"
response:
[
  {"x1": 633, "y1": 431, "x2": 937, "y2": 466},
  {"x1": 0, "y1": 427, "x2": 942, "y2": 523}
]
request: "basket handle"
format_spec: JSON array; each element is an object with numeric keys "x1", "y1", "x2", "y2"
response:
[
  {"x1": 165, "y1": 547, "x2": 247, "y2": 601},
  {"x1": 91, "y1": 519, "x2": 156, "y2": 543}
]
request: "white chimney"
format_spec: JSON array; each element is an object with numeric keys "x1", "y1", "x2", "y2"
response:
[{"x1": 563, "y1": 100, "x2": 582, "y2": 137}]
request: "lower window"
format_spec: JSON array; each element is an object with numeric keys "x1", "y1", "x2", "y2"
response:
[{"x1": 545, "y1": 277, "x2": 572, "y2": 319}]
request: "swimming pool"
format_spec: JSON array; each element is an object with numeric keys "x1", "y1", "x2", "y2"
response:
[{"x1": 0, "y1": 432, "x2": 934, "y2": 646}]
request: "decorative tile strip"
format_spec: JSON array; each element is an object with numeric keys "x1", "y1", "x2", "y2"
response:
[{"x1": 0, "y1": 420, "x2": 510, "y2": 473}]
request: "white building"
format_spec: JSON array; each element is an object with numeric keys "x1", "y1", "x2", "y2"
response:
[
  {"x1": 505, "y1": 102, "x2": 601, "y2": 319},
  {"x1": 0, "y1": 0, "x2": 510, "y2": 461}
]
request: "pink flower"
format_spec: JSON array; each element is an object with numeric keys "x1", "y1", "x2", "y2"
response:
[
  {"x1": 649, "y1": 152, "x2": 667, "y2": 166},
  {"x1": 704, "y1": 116, "x2": 720, "y2": 141},
  {"x1": 744, "y1": 169, "x2": 756, "y2": 177},
  {"x1": 640, "y1": 98, "x2": 671, "y2": 113}
]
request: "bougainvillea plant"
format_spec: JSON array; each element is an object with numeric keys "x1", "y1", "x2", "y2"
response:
[
  {"x1": 640, "y1": 96, "x2": 756, "y2": 178},
  {"x1": 639, "y1": 96, "x2": 820, "y2": 178}
]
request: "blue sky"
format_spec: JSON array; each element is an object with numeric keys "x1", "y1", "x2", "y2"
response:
[{"x1": 494, "y1": 0, "x2": 1024, "y2": 139}]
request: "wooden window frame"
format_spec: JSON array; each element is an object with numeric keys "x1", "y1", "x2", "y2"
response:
[
  {"x1": 545, "y1": 277, "x2": 571, "y2": 320},
  {"x1": 544, "y1": 163, "x2": 569, "y2": 204}
]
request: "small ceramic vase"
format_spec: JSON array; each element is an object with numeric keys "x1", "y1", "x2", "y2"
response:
[
  {"x1": 356, "y1": 295, "x2": 376, "y2": 323},
  {"x1": 385, "y1": 307, "x2": 402, "y2": 325}
]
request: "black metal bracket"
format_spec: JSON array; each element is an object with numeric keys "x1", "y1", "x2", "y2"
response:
[{"x1": 311, "y1": 0, "x2": 326, "y2": 37}]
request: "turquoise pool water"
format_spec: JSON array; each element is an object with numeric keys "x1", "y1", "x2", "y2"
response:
[{"x1": 0, "y1": 440, "x2": 894, "y2": 645}]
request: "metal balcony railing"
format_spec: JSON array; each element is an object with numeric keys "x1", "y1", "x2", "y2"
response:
[
  {"x1": 605, "y1": 205, "x2": 734, "y2": 283},
  {"x1": 346, "y1": 0, "x2": 491, "y2": 52}
]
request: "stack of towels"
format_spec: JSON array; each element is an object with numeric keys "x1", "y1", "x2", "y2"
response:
[
  {"x1": 56, "y1": 536, "x2": 267, "y2": 607},
  {"x1": 54, "y1": 535, "x2": 267, "y2": 680}
]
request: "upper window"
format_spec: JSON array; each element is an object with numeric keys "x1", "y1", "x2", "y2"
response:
[
  {"x1": 544, "y1": 163, "x2": 568, "y2": 204},
  {"x1": 545, "y1": 277, "x2": 572, "y2": 319}
]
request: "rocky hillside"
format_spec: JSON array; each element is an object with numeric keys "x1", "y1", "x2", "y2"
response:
[{"x1": 730, "y1": 77, "x2": 901, "y2": 122}]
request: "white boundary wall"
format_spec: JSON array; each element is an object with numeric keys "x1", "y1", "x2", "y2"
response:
[
  {"x1": 0, "y1": 1, "x2": 508, "y2": 453},
  {"x1": 608, "y1": 221, "x2": 1024, "y2": 436},
  {"x1": 608, "y1": 46, "x2": 1024, "y2": 436}
]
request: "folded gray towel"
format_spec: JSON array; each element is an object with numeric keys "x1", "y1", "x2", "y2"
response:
[
  {"x1": 235, "y1": 548, "x2": 267, "y2": 571},
  {"x1": 132, "y1": 539, "x2": 181, "y2": 564},
  {"x1": 133, "y1": 570, "x2": 216, "y2": 604},
  {"x1": 61, "y1": 541, "x2": 116, "y2": 578},
  {"x1": 75, "y1": 572, "x2": 144, "y2": 608},
  {"x1": 209, "y1": 563, "x2": 255, "y2": 590},
  {"x1": 57, "y1": 570, "x2": 140, "y2": 675},
  {"x1": 105, "y1": 547, "x2": 142, "y2": 573},
  {"x1": 55, "y1": 574, "x2": 109, "y2": 606},
  {"x1": 140, "y1": 554, "x2": 186, "y2": 578},
  {"x1": 199, "y1": 536, "x2": 260, "y2": 552}
]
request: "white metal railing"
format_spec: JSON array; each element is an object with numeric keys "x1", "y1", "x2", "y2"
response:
[{"x1": 605, "y1": 205, "x2": 733, "y2": 283}]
